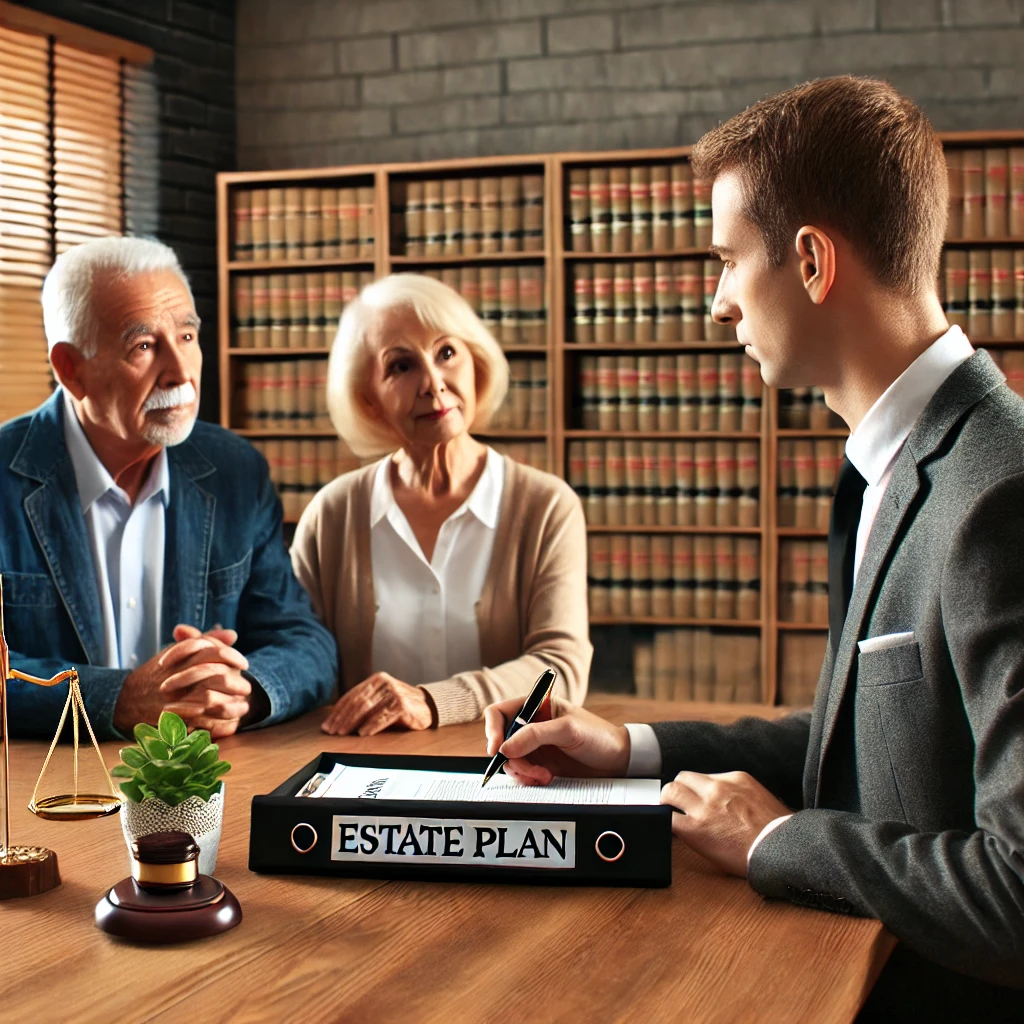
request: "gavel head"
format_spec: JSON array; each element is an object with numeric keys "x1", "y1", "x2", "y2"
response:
[{"x1": 130, "y1": 830, "x2": 200, "y2": 893}]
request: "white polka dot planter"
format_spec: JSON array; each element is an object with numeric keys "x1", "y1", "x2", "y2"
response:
[{"x1": 120, "y1": 782, "x2": 225, "y2": 876}]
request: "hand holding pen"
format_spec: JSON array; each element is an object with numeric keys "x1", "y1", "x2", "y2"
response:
[{"x1": 481, "y1": 668, "x2": 557, "y2": 787}]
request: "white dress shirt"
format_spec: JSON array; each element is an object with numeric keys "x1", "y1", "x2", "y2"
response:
[
  {"x1": 624, "y1": 325, "x2": 976, "y2": 863},
  {"x1": 369, "y1": 447, "x2": 505, "y2": 686},
  {"x1": 62, "y1": 390, "x2": 169, "y2": 670}
]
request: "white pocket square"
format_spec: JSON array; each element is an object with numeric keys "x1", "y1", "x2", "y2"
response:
[{"x1": 858, "y1": 631, "x2": 915, "y2": 654}]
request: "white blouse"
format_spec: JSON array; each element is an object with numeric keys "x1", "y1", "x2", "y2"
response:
[{"x1": 369, "y1": 447, "x2": 505, "y2": 685}]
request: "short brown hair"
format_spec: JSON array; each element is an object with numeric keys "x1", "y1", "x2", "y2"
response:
[{"x1": 691, "y1": 76, "x2": 947, "y2": 293}]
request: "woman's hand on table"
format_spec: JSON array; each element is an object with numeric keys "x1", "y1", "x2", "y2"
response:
[{"x1": 321, "y1": 672, "x2": 434, "y2": 736}]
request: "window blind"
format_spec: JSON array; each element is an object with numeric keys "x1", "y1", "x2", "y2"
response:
[{"x1": 0, "y1": 18, "x2": 154, "y2": 425}]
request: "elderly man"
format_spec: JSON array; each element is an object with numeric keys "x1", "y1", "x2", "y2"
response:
[{"x1": 0, "y1": 236, "x2": 336, "y2": 740}]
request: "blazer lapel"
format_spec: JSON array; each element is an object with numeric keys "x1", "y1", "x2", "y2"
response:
[
  {"x1": 12, "y1": 392, "x2": 104, "y2": 664},
  {"x1": 810, "y1": 349, "x2": 1006, "y2": 803},
  {"x1": 162, "y1": 441, "x2": 216, "y2": 640}
]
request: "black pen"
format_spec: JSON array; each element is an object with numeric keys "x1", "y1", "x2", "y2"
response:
[{"x1": 481, "y1": 668, "x2": 557, "y2": 788}]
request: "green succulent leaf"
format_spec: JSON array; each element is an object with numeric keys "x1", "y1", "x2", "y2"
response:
[
  {"x1": 158, "y1": 711, "x2": 187, "y2": 747},
  {"x1": 110, "y1": 764, "x2": 136, "y2": 778},
  {"x1": 119, "y1": 746, "x2": 148, "y2": 769},
  {"x1": 192, "y1": 746, "x2": 219, "y2": 772},
  {"x1": 139, "y1": 736, "x2": 170, "y2": 761},
  {"x1": 162, "y1": 765, "x2": 193, "y2": 788},
  {"x1": 119, "y1": 779, "x2": 145, "y2": 803},
  {"x1": 133, "y1": 722, "x2": 160, "y2": 745}
]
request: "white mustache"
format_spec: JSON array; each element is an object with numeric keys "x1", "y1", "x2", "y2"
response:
[{"x1": 143, "y1": 382, "x2": 196, "y2": 412}]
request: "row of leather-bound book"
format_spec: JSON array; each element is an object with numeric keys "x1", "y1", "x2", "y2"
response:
[
  {"x1": 577, "y1": 352, "x2": 762, "y2": 433},
  {"x1": 567, "y1": 439, "x2": 760, "y2": 528},
  {"x1": 632, "y1": 629, "x2": 761, "y2": 703},
  {"x1": 249, "y1": 438, "x2": 361, "y2": 521},
  {"x1": 231, "y1": 271, "x2": 371, "y2": 349},
  {"x1": 487, "y1": 358, "x2": 547, "y2": 432},
  {"x1": 395, "y1": 174, "x2": 545, "y2": 256},
  {"x1": 231, "y1": 186, "x2": 375, "y2": 262},
  {"x1": 940, "y1": 249, "x2": 1024, "y2": 338},
  {"x1": 777, "y1": 439, "x2": 845, "y2": 530},
  {"x1": 779, "y1": 540, "x2": 829, "y2": 626},
  {"x1": 566, "y1": 162, "x2": 711, "y2": 253},
  {"x1": 777, "y1": 387, "x2": 843, "y2": 431},
  {"x1": 778, "y1": 633, "x2": 829, "y2": 708},
  {"x1": 234, "y1": 356, "x2": 547, "y2": 433},
  {"x1": 417, "y1": 265, "x2": 546, "y2": 346},
  {"x1": 569, "y1": 259, "x2": 735, "y2": 344},
  {"x1": 945, "y1": 147, "x2": 1024, "y2": 240},
  {"x1": 587, "y1": 534, "x2": 761, "y2": 622}
]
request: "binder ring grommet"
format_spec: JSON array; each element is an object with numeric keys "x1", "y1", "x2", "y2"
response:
[
  {"x1": 290, "y1": 822, "x2": 318, "y2": 854},
  {"x1": 595, "y1": 830, "x2": 625, "y2": 863}
]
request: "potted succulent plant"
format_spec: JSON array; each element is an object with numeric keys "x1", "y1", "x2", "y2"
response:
[{"x1": 112, "y1": 712, "x2": 231, "y2": 876}]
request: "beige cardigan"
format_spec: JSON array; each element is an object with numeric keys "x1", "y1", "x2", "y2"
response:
[{"x1": 290, "y1": 456, "x2": 592, "y2": 726}]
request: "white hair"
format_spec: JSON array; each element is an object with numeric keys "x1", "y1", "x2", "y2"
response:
[
  {"x1": 327, "y1": 273, "x2": 510, "y2": 458},
  {"x1": 41, "y1": 236, "x2": 193, "y2": 357}
]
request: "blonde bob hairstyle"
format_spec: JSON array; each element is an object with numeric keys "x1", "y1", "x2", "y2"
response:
[{"x1": 326, "y1": 273, "x2": 510, "y2": 457}]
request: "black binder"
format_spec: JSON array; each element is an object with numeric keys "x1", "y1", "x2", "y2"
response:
[{"x1": 249, "y1": 752, "x2": 672, "y2": 887}]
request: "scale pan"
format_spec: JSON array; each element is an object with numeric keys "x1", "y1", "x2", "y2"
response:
[{"x1": 29, "y1": 794, "x2": 121, "y2": 821}]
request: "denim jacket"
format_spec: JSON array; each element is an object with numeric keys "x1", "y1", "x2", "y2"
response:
[{"x1": 0, "y1": 391, "x2": 337, "y2": 739}]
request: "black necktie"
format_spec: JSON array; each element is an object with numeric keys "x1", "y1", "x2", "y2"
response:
[{"x1": 828, "y1": 458, "x2": 867, "y2": 650}]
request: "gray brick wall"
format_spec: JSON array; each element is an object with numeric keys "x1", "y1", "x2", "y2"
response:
[
  {"x1": 236, "y1": 0, "x2": 1024, "y2": 171},
  {"x1": 11, "y1": 0, "x2": 235, "y2": 421}
]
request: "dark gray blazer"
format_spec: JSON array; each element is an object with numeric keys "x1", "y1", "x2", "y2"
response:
[{"x1": 651, "y1": 351, "x2": 1024, "y2": 993}]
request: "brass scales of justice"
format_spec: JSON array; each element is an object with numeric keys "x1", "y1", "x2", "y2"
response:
[{"x1": 0, "y1": 574, "x2": 121, "y2": 898}]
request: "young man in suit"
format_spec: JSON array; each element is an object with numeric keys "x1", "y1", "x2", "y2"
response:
[
  {"x1": 485, "y1": 77, "x2": 1024, "y2": 1015},
  {"x1": 0, "y1": 236, "x2": 337, "y2": 740}
]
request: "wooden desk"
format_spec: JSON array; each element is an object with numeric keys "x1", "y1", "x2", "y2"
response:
[{"x1": 2, "y1": 699, "x2": 893, "y2": 1022}]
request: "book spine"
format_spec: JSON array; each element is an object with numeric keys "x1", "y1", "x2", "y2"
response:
[
  {"x1": 992, "y1": 249, "x2": 1015, "y2": 339},
  {"x1": 967, "y1": 248, "x2": 992, "y2": 339},
  {"x1": 714, "y1": 440, "x2": 738, "y2": 527},
  {"x1": 809, "y1": 540, "x2": 829, "y2": 625},
  {"x1": 423, "y1": 180, "x2": 445, "y2": 256},
  {"x1": 321, "y1": 188, "x2": 341, "y2": 259},
  {"x1": 573, "y1": 264, "x2": 594, "y2": 343},
  {"x1": 461, "y1": 177, "x2": 481, "y2": 255},
  {"x1": 609, "y1": 165, "x2": 631, "y2": 254},
  {"x1": 302, "y1": 187, "x2": 322, "y2": 260},
  {"x1": 499, "y1": 265, "x2": 520, "y2": 346},
  {"x1": 637, "y1": 355, "x2": 657, "y2": 432},
  {"x1": 717, "y1": 352, "x2": 742, "y2": 431},
  {"x1": 500, "y1": 175, "x2": 523, "y2": 253},
  {"x1": 584, "y1": 440, "x2": 606, "y2": 525},
  {"x1": 679, "y1": 260, "x2": 703, "y2": 342},
  {"x1": 629, "y1": 164, "x2": 652, "y2": 253},
  {"x1": 793, "y1": 440, "x2": 816, "y2": 528},
  {"x1": 268, "y1": 274, "x2": 288, "y2": 348},
  {"x1": 693, "y1": 177, "x2": 713, "y2": 249},
  {"x1": 305, "y1": 272, "x2": 324, "y2": 349},
  {"x1": 641, "y1": 440, "x2": 659, "y2": 524},
  {"x1": 461, "y1": 265, "x2": 481, "y2": 316},
  {"x1": 605, "y1": 440, "x2": 625, "y2": 526},
  {"x1": 592, "y1": 263, "x2": 614, "y2": 343},
  {"x1": 961, "y1": 150, "x2": 985, "y2": 238},
  {"x1": 267, "y1": 188, "x2": 285, "y2": 261},
  {"x1": 632, "y1": 639, "x2": 653, "y2": 697},
  {"x1": 693, "y1": 534, "x2": 715, "y2": 619},
  {"x1": 232, "y1": 190, "x2": 252, "y2": 261},
  {"x1": 671, "y1": 535, "x2": 694, "y2": 619},
  {"x1": 609, "y1": 534, "x2": 629, "y2": 617},
  {"x1": 634, "y1": 261, "x2": 655, "y2": 344},
  {"x1": 579, "y1": 355, "x2": 599, "y2": 429},
  {"x1": 650, "y1": 165, "x2": 672, "y2": 251},
  {"x1": 656, "y1": 442, "x2": 675, "y2": 526},
  {"x1": 520, "y1": 265, "x2": 545, "y2": 346},
  {"x1": 616, "y1": 355, "x2": 639, "y2": 432},
  {"x1": 628, "y1": 535, "x2": 651, "y2": 617},
  {"x1": 984, "y1": 147, "x2": 1009, "y2": 239},
  {"x1": 713, "y1": 535, "x2": 736, "y2": 621},
  {"x1": 404, "y1": 181, "x2": 424, "y2": 257},
  {"x1": 286, "y1": 273, "x2": 305, "y2": 348},
  {"x1": 670, "y1": 162, "x2": 694, "y2": 249},
  {"x1": 1010, "y1": 148, "x2": 1024, "y2": 238},
  {"x1": 568, "y1": 168, "x2": 590, "y2": 252},
  {"x1": 357, "y1": 186, "x2": 375, "y2": 259},
  {"x1": 284, "y1": 187, "x2": 303, "y2": 260},
  {"x1": 655, "y1": 355, "x2": 677, "y2": 432},
  {"x1": 654, "y1": 260, "x2": 679, "y2": 343},
  {"x1": 522, "y1": 174, "x2": 544, "y2": 252},
  {"x1": 528, "y1": 358, "x2": 547, "y2": 430},
  {"x1": 480, "y1": 177, "x2": 501, "y2": 254},
  {"x1": 233, "y1": 275, "x2": 253, "y2": 348},
  {"x1": 674, "y1": 440, "x2": 695, "y2": 527},
  {"x1": 694, "y1": 441, "x2": 715, "y2": 527},
  {"x1": 676, "y1": 353, "x2": 698, "y2": 432},
  {"x1": 736, "y1": 538, "x2": 760, "y2": 621},
  {"x1": 944, "y1": 249, "x2": 969, "y2": 330},
  {"x1": 777, "y1": 440, "x2": 795, "y2": 527},
  {"x1": 443, "y1": 177, "x2": 463, "y2": 255},
  {"x1": 480, "y1": 266, "x2": 501, "y2": 339},
  {"x1": 696, "y1": 354, "x2": 719, "y2": 432},
  {"x1": 1016, "y1": 251, "x2": 1024, "y2": 339},
  {"x1": 588, "y1": 167, "x2": 611, "y2": 253},
  {"x1": 588, "y1": 535, "x2": 611, "y2": 617},
  {"x1": 250, "y1": 189, "x2": 269, "y2": 262}
]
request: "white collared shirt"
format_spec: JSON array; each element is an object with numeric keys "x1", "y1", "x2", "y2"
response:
[
  {"x1": 624, "y1": 325, "x2": 977, "y2": 864},
  {"x1": 62, "y1": 390, "x2": 169, "y2": 670},
  {"x1": 369, "y1": 447, "x2": 505, "y2": 686},
  {"x1": 846, "y1": 324, "x2": 974, "y2": 579}
]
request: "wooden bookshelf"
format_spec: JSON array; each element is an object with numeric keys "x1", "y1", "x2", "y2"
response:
[{"x1": 216, "y1": 131, "x2": 1024, "y2": 709}]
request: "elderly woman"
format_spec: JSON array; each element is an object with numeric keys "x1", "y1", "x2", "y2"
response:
[{"x1": 291, "y1": 273, "x2": 591, "y2": 736}]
